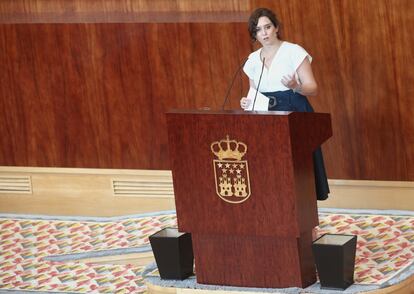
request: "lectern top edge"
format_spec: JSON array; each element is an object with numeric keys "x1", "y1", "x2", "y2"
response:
[{"x1": 166, "y1": 109, "x2": 292, "y2": 116}]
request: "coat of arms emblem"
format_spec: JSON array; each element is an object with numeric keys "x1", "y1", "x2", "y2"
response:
[{"x1": 211, "y1": 135, "x2": 251, "y2": 203}]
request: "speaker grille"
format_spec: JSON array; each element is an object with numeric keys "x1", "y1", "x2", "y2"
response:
[
  {"x1": 112, "y1": 179, "x2": 174, "y2": 198},
  {"x1": 0, "y1": 176, "x2": 32, "y2": 194}
]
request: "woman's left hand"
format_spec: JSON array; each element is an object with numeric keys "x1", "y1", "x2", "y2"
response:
[{"x1": 281, "y1": 74, "x2": 299, "y2": 90}]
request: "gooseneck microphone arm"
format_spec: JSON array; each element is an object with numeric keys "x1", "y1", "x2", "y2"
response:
[
  {"x1": 221, "y1": 58, "x2": 249, "y2": 110},
  {"x1": 251, "y1": 57, "x2": 265, "y2": 111}
]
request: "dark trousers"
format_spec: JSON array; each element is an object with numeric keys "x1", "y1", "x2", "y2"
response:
[{"x1": 264, "y1": 90, "x2": 330, "y2": 200}]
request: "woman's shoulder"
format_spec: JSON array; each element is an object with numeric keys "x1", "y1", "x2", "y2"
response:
[
  {"x1": 247, "y1": 48, "x2": 261, "y2": 59},
  {"x1": 281, "y1": 41, "x2": 306, "y2": 51},
  {"x1": 281, "y1": 41, "x2": 312, "y2": 64}
]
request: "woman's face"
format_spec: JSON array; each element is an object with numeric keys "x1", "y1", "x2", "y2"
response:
[{"x1": 255, "y1": 16, "x2": 279, "y2": 46}]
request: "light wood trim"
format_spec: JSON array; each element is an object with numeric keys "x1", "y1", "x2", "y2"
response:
[
  {"x1": 177, "y1": 289, "x2": 283, "y2": 294},
  {"x1": 319, "y1": 179, "x2": 414, "y2": 211},
  {"x1": 329, "y1": 179, "x2": 414, "y2": 188},
  {"x1": 77, "y1": 251, "x2": 154, "y2": 266},
  {"x1": 0, "y1": 167, "x2": 175, "y2": 216},
  {"x1": 146, "y1": 274, "x2": 414, "y2": 294},
  {"x1": 366, "y1": 274, "x2": 414, "y2": 293},
  {"x1": 147, "y1": 283, "x2": 178, "y2": 294},
  {"x1": 0, "y1": 167, "x2": 413, "y2": 215},
  {"x1": 0, "y1": 166, "x2": 173, "y2": 176}
]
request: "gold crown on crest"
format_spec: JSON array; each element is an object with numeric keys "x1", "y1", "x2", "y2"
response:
[{"x1": 211, "y1": 135, "x2": 247, "y2": 160}]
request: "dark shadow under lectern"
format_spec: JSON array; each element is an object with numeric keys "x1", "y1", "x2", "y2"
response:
[{"x1": 166, "y1": 110, "x2": 332, "y2": 288}]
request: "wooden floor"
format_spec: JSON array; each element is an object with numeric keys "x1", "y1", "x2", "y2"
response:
[{"x1": 146, "y1": 277, "x2": 414, "y2": 294}]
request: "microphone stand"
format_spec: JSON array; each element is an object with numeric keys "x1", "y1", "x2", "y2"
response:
[
  {"x1": 221, "y1": 58, "x2": 249, "y2": 110},
  {"x1": 251, "y1": 57, "x2": 265, "y2": 111}
]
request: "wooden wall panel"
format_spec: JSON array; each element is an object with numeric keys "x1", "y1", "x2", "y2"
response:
[
  {"x1": 253, "y1": 0, "x2": 414, "y2": 180},
  {"x1": 388, "y1": 0, "x2": 414, "y2": 180},
  {"x1": 0, "y1": 0, "x2": 248, "y2": 13},
  {"x1": 0, "y1": 23, "x2": 252, "y2": 169},
  {"x1": 1, "y1": 0, "x2": 413, "y2": 181},
  {"x1": 0, "y1": 0, "x2": 249, "y2": 23}
]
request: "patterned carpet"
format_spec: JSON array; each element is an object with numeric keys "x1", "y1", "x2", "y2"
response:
[
  {"x1": 0, "y1": 213, "x2": 177, "y2": 293},
  {"x1": 317, "y1": 212, "x2": 414, "y2": 285},
  {"x1": 0, "y1": 210, "x2": 413, "y2": 293}
]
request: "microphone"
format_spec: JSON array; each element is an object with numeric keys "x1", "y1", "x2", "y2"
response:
[
  {"x1": 221, "y1": 57, "x2": 249, "y2": 110},
  {"x1": 251, "y1": 57, "x2": 265, "y2": 111}
]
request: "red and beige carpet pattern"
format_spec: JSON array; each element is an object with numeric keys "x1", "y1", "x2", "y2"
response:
[
  {"x1": 317, "y1": 212, "x2": 414, "y2": 285},
  {"x1": 0, "y1": 213, "x2": 177, "y2": 293},
  {"x1": 0, "y1": 210, "x2": 413, "y2": 293}
]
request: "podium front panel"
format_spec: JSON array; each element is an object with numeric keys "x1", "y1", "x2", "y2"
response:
[{"x1": 166, "y1": 110, "x2": 331, "y2": 237}]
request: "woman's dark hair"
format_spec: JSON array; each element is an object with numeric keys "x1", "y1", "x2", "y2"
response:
[{"x1": 248, "y1": 8, "x2": 281, "y2": 41}]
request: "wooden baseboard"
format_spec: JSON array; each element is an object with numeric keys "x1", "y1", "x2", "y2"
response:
[
  {"x1": 0, "y1": 167, "x2": 413, "y2": 216},
  {"x1": 0, "y1": 166, "x2": 175, "y2": 216},
  {"x1": 320, "y1": 179, "x2": 414, "y2": 211}
]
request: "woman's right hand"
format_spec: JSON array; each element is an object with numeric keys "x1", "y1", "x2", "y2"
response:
[{"x1": 240, "y1": 97, "x2": 251, "y2": 109}]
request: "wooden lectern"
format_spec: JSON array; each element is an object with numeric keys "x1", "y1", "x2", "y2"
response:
[{"x1": 166, "y1": 110, "x2": 332, "y2": 288}]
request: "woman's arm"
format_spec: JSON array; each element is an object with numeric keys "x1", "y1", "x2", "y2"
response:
[
  {"x1": 249, "y1": 78, "x2": 255, "y2": 88},
  {"x1": 281, "y1": 58, "x2": 318, "y2": 96}
]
